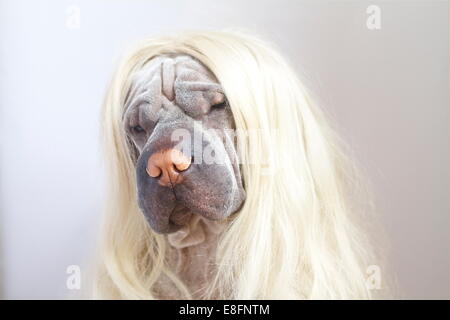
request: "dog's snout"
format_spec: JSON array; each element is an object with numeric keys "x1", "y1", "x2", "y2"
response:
[{"x1": 146, "y1": 149, "x2": 191, "y2": 187}]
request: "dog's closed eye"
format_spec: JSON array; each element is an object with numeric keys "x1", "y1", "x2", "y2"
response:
[
  {"x1": 131, "y1": 125, "x2": 146, "y2": 135},
  {"x1": 211, "y1": 100, "x2": 227, "y2": 109}
]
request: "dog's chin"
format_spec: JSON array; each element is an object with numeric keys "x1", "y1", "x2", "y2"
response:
[
  {"x1": 165, "y1": 203, "x2": 229, "y2": 234},
  {"x1": 169, "y1": 204, "x2": 193, "y2": 227},
  {"x1": 150, "y1": 200, "x2": 233, "y2": 234}
]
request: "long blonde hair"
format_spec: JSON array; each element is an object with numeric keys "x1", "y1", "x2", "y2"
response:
[{"x1": 94, "y1": 29, "x2": 386, "y2": 299}]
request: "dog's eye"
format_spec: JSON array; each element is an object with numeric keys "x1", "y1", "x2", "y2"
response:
[
  {"x1": 211, "y1": 100, "x2": 227, "y2": 109},
  {"x1": 131, "y1": 125, "x2": 145, "y2": 135}
]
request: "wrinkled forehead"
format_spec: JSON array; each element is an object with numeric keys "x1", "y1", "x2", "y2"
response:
[{"x1": 124, "y1": 54, "x2": 224, "y2": 116}]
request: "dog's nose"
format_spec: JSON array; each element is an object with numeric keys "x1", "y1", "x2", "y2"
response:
[{"x1": 146, "y1": 149, "x2": 191, "y2": 187}]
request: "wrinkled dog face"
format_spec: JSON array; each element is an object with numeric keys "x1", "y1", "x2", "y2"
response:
[{"x1": 123, "y1": 54, "x2": 246, "y2": 233}]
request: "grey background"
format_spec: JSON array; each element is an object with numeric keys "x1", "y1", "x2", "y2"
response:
[{"x1": 0, "y1": 0, "x2": 448, "y2": 299}]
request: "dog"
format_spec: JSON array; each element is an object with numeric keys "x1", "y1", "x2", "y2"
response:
[{"x1": 122, "y1": 54, "x2": 246, "y2": 298}]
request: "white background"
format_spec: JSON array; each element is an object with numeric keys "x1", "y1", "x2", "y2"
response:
[{"x1": 0, "y1": 0, "x2": 448, "y2": 299}]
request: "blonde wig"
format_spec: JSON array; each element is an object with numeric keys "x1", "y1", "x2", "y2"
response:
[{"x1": 94, "y1": 29, "x2": 385, "y2": 299}]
